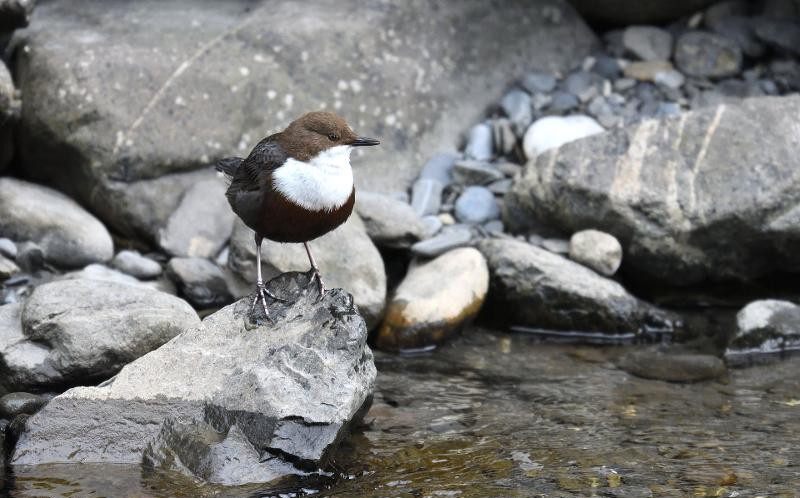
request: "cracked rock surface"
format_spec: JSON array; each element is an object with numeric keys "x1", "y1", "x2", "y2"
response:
[{"x1": 10, "y1": 271, "x2": 376, "y2": 486}]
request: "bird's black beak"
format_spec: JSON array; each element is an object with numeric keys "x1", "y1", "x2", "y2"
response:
[{"x1": 351, "y1": 136, "x2": 380, "y2": 147}]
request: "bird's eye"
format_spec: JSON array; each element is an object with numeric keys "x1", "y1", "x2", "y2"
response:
[{"x1": 327, "y1": 133, "x2": 339, "y2": 141}]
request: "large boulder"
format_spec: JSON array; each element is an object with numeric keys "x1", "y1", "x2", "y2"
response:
[
  {"x1": 13, "y1": 0, "x2": 596, "y2": 243},
  {"x1": 477, "y1": 238, "x2": 675, "y2": 335},
  {"x1": 0, "y1": 178, "x2": 114, "y2": 268},
  {"x1": 725, "y1": 299, "x2": 800, "y2": 366},
  {"x1": 229, "y1": 215, "x2": 386, "y2": 329},
  {"x1": 10, "y1": 272, "x2": 377, "y2": 487},
  {"x1": 505, "y1": 96, "x2": 800, "y2": 286},
  {"x1": 0, "y1": 279, "x2": 199, "y2": 391}
]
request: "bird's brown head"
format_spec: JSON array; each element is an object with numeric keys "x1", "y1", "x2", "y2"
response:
[{"x1": 278, "y1": 111, "x2": 380, "y2": 161}]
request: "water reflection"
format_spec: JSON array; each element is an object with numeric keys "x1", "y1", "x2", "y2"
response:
[{"x1": 5, "y1": 328, "x2": 800, "y2": 497}]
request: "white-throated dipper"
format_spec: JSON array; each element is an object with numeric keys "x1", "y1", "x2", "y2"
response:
[{"x1": 215, "y1": 111, "x2": 380, "y2": 321}]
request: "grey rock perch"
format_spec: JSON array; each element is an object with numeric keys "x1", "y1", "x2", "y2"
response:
[{"x1": 10, "y1": 272, "x2": 377, "y2": 486}]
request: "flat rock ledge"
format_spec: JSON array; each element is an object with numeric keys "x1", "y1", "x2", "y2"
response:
[{"x1": 10, "y1": 272, "x2": 377, "y2": 486}]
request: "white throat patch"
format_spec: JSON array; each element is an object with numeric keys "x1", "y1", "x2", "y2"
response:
[{"x1": 272, "y1": 145, "x2": 354, "y2": 212}]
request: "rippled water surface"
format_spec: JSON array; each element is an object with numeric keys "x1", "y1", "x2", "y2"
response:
[{"x1": 3, "y1": 329, "x2": 800, "y2": 497}]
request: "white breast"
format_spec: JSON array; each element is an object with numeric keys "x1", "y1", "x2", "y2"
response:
[{"x1": 272, "y1": 145, "x2": 354, "y2": 212}]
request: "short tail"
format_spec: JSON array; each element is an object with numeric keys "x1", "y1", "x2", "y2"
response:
[{"x1": 214, "y1": 157, "x2": 243, "y2": 176}]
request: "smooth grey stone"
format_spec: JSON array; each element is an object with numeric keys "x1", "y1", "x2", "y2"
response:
[
  {"x1": 411, "y1": 178, "x2": 444, "y2": 217},
  {"x1": 674, "y1": 30, "x2": 742, "y2": 78},
  {"x1": 0, "y1": 178, "x2": 113, "y2": 268},
  {"x1": 592, "y1": 55, "x2": 621, "y2": 79},
  {"x1": 228, "y1": 216, "x2": 386, "y2": 330},
  {"x1": 452, "y1": 160, "x2": 505, "y2": 186},
  {"x1": 0, "y1": 254, "x2": 20, "y2": 280},
  {"x1": 111, "y1": 250, "x2": 162, "y2": 279},
  {"x1": 9, "y1": 272, "x2": 376, "y2": 487},
  {"x1": 0, "y1": 279, "x2": 199, "y2": 391},
  {"x1": 0, "y1": 238, "x2": 16, "y2": 259},
  {"x1": 477, "y1": 238, "x2": 677, "y2": 332},
  {"x1": 355, "y1": 191, "x2": 426, "y2": 249},
  {"x1": 410, "y1": 225, "x2": 473, "y2": 258},
  {"x1": 654, "y1": 69, "x2": 686, "y2": 89},
  {"x1": 464, "y1": 123, "x2": 493, "y2": 160},
  {"x1": 497, "y1": 161, "x2": 522, "y2": 177},
  {"x1": 704, "y1": 0, "x2": 749, "y2": 27},
  {"x1": 587, "y1": 95, "x2": 614, "y2": 119},
  {"x1": 520, "y1": 71, "x2": 557, "y2": 93},
  {"x1": 419, "y1": 152, "x2": 459, "y2": 185},
  {"x1": 618, "y1": 349, "x2": 726, "y2": 382},
  {"x1": 614, "y1": 77, "x2": 637, "y2": 92},
  {"x1": 708, "y1": 15, "x2": 765, "y2": 58},
  {"x1": 541, "y1": 238, "x2": 570, "y2": 254},
  {"x1": 0, "y1": 49, "x2": 18, "y2": 172},
  {"x1": 569, "y1": 229, "x2": 623, "y2": 276},
  {"x1": 500, "y1": 89, "x2": 533, "y2": 133},
  {"x1": 420, "y1": 215, "x2": 443, "y2": 238},
  {"x1": 548, "y1": 91, "x2": 579, "y2": 112},
  {"x1": 15, "y1": 0, "x2": 596, "y2": 240},
  {"x1": 158, "y1": 179, "x2": 235, "y2": 259},
  {"x1": 564, "y1": 70, "x2": 595, "y2": 97},
  {"x1": 655, "y1": 102, "x2": 682, "y2": 117},
  {"x1": 506, "y1": 96, "x2": 800, "y2": 285},
  {"x1": 483, "y1": 220, "x2": 505, "y2": 234},
  {"x1": 622, "y1": 25, "x2": 674, "y2": 61},
  {"x1": 488, "y1": 178, "x2": 513, "y2": 195},
  {"x1": 454, "y1": 186, "x2": 500, "y2": 224},
  {"x1": 527, "y1": 234, "x2": 544, "y2": 246},
  {"x1": 166, "y1": 258, "x2": 233, "y2": 309},
  {"x1": 725, "y1": 300, "x2": 800, "y2": 365},
  {"x1": 0, "y1": 392, "x2": 47, "y2": 419}
]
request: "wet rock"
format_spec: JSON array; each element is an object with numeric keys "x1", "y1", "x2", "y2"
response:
[
  {"x1": 0, "y1": 238, "x2": 16, "y2": 259},
  {"x1": 725, "y1": 300, "x2": 800, "y2": 365},
  {"x1": 0, "y1": 254, "x2": 20, "y2": 280},
  {"x1": 0, "y1": 392, "x2": 47, "y2": 419},
  {"x1": 454, "y1": 186, "x2": 500, "y2": 224},
  {"x1": 411, "y1": 178, "x2": 443, "y2": 217},
  {"x1": 488, "y1": 178, "x2": 513, "y2": 195},
  {"x1": 522, "y1": 115, "x2": 604, "y2": 159},
  {"x1": 541, "y1": 238, "x2": 570, "y2": 255},
  {"x1": 410, "y1": 225, "x2": 473, "y2": 258},
  {"x1": 0, "y1": 178, "x2": 113, "y2": 268},
  {"x1": 419, "y1": 152, "x2": 458, "y2": 185},
  {"x1": 376, "y1": 248, "x2": 488, "y2": 352},
  {"x1": 674, "y1": 31, "x2": 742, "y2": 78},
  {"x1": 228, "y1": 216, "x2": 386, "y2": 330},
  {"x1": 622, "y1": 26, "x2": 673, "y2": 61},
  {"x1": 478, "y1": 238, "x2": 674, "y2": 333},
  {"x1": 452, "y1": 160, "x2": 504, "y2": 186},
  {"x1": 500, "y1": 89, "x2": 533, "y2": 133},
  {"x1": 0, "y1": 279, "x2": 199, "y2": 391},
  {"x1": 16, "y1": 0, "x2": 595, "y2": 242},
  {"x1": 569, "y1": 229, "x2": 623, "y2": 276},
  {"x1": 654, "y1": 69, "x2": 685, "y2": 89},
  {"x1": 506, "y1": 96, "x2": 800, "y2": 285},
  {"x1": 707, "y1": 13, "x2": 765, "y2": 58},
  {"x1": 111, "y1": 250, "x2": 162, "y2": 279},
  {"x1": 592, "y1": 55, "x2": 622, "y2": 80},
  {"x1": 158, "y1": 179, "x2": 234, "y2": 258},
  {"x1": 618, "y1": 349, "x2": 727, "y2": 382},
  {"x1": 521, "y1": 71, "x2": 557, "y2": 93},
  {"x1": 464, "y1": 123, "x2": 493, "y2": 160},
  {"x1": 166, "y1": 258, "x2": 233, "y2": 309},
  {"x1": 564, "y1": 71, "x2": 599, "y2": 101},
  {"x1": 623, "y1": 60, "x2": 674, "y2": 81},
  {"x1": 10, "y1": 272, "x2": 376, "y2": 487},
  {"x1": 356, "y1": 192, "x2": 425, "y2": 249},
  {"x1": 0, "y1": 59, "x2": 19, "y2": 172}
]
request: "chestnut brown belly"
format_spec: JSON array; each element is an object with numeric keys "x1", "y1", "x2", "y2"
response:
[{"x1": 255, "y1": 188, "x2": 355, "y2": 243}]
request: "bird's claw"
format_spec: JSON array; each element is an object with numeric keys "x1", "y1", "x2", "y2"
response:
[
  {"x1": 306, "y1": 268, "x2": 326, "y2": 301},
  {"x1": 249, "y1": 280, "x2": 285, "y2": 323}
]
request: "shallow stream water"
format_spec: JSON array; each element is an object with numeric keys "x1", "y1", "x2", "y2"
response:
[{"x1": 3, "y1": 328, "x2": 799, "y2": 497}]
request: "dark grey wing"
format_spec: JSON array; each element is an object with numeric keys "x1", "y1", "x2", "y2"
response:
[{"x1": 225, "y1": 134, "x2": 287, "y2": 231}]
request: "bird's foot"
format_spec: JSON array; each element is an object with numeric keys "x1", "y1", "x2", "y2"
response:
[
  {"x1": 305, "y1": 268, "x2": 326, "y2": 300},
  {"x1": 249, "y1": 280, "x2": 286, "y2": 324}
]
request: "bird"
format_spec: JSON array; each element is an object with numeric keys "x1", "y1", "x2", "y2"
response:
[{"x1": 215, "y1": 111, "x2": 380, "y2": 321}]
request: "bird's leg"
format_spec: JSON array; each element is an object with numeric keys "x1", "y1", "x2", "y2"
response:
[
  {"x1": 250, "y1": 237, "x2": 284, "y2": 321},
  {"x1": 303, "y1": 242, "x2": 326, "y2": 297}
]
